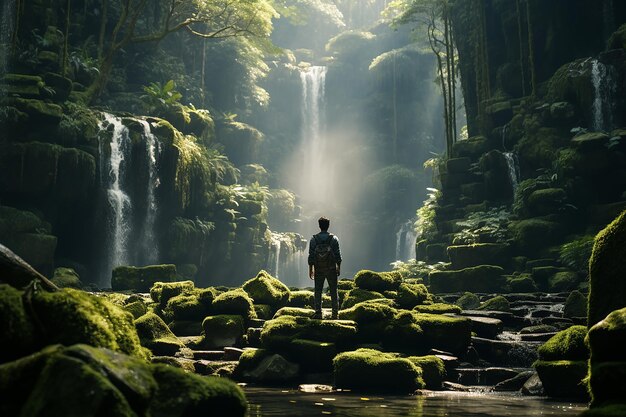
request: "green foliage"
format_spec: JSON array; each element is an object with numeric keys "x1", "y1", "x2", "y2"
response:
[
  {"x1": 537, "y1": 325, "x2": 589, "y2": 361},
  {"x1": 273, "y1": 0, "x2": 345, "y2": 27},
  {"x1": 453, "y1": 207, "x2": 511, "y2": 244},
  {"x1": 325, "y1": 30, "x2": 376, "y2": 57},
  {"x1": 560, "y1": 235, "x2": 595, "y2": 272},
  {"x1": 413, "y1": 303, "x2": 461, "y2": 314},
  {"x1": 391, "y1": 259, "x2": 445, "y2": 280},
  {"x1": 415, "y1": 188, "x2": 440, "y2": 240},
  {"x1": 142, "y1": 80, "x2": 182, "y2": 110}
]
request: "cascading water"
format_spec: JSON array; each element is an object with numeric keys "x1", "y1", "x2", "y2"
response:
[
  {"x1": 266, "y1": 231, "x2": 308, "y2": 286},
  {"x1": 268, "y1": 232, "x2": 282, "y2": 278},
  {"x1": 503, "y1": 152, "x2": 520, "y2": 194},
  {"x1": 138, "y1": 120, "x2": 161, "y2": 265},
  {"x1": 99, "y1": 113, "x2": 132, "y2": 282},
  {"x1": 591, "y1": 59, "x2": 615, "y2": 132},
  {"x1": 395, "y1": 219, "x2": 417, "y2": 261}
]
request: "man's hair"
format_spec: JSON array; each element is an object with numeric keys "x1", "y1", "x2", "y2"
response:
[{"x1": 318, "y1": 216, "x2": 330, "y2": 231}]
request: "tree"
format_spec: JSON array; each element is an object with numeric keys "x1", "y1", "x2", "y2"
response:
[
  {"x1": 385, "y1": 0, "x2": 458, "y2": 156},
  {"x1": 88, "y1": 0, "x2": 277, "y2": 102}
]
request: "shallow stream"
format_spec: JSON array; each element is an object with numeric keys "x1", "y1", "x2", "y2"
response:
[{"x1": 245, "y1": 387, "x2": 586, "y2": 417}]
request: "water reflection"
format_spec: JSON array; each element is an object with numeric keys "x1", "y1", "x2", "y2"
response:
[{"x1": 245, "y1": 387, "x2": 586, "y2": 417}]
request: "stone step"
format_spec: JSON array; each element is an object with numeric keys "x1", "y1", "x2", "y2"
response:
[
  {"x1": 224, "y1": 347, "x2": 244, "y2": 361},
  {"x1": 194, "y1": 360, "x2": 238, "y2": 376},
  {"x1": 192, "y1": 350, "x2": 224, "y2": 360},
  {"x1": 249, "y1": 318, "x2": 266, "y2": 327},
  {"x1": 519, "y1": 332, "x2": 557, "y2": 342},
  {"x1": 455, "y1": 367, "x2": 522, "y2": 386}
]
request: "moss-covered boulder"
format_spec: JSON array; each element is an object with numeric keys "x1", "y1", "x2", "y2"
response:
[
  {"x1": 112, "y1": 265, "x2": 177, "y2": 292},
  {"x1": 242, "y1": 270, "x2": 290, "y2": 309},
  {"x1": 290, "y1": 339, "x2": 337, "y2": 372},
  {"x1": 478, "y1": 296, "x2": 511, "y2": 312},
  {"x1": 202, "y1": 315, "x2": 245, "y2": 348},
  {"x1": 407, "y1": 355, "x2": 446, "y2": 390},
  {"x1": 253, "y1": 304, "x2": 273, "y2": 319},
  {"x1": 383, "y1": 311, "x2": 425, "y2": 353},
  {"x1": 455, "y1": 292, "x2": 480, "y2": 309},
  {"x1": 411, "y1": 312, "x2": 471, "y2": 355},
  {"x1": 563, "y1": 290, "x2": 587, "y2": 318},
  {"x1": 260, "y1": 315, "x2": 357, "y2": 351},
  {"x1": 0, "y1": 284, "x2": 36, "y2": 363},
  {"x1": 150, "y1": 280, "x2": 195, "y2": 305},
  {"x1": 340, "y1": 288, "x2": 385, "y2": 309},
  {"x1": 429, "y1": 265, "x2": 506, "y2": 293},
  {"x1": 273, "y1": 306, "x2": 316, "y2": 318},
  {"x1": 123, "y1": 300, "x2": 148, "y2": 319},
  {"x1": 162, "y1": 289, "x2": 213, "y2": 322},
  {"x1": 588, "y1": 210, "x2": 626, "y2": 327},
  {"x1": 211, "y1": 288, "x2": 256, "y2": 321},
  {"x1": 287, "y1": 290, "x2": 315, "y2": 308},
  {"x1": 534, "y1": 325, "x2": 589, "y2": 399},
  {"x1": 447, "y1": 243, "x2": 511, "y2": 269},
  {"x1": 507, "y1": 274, "x2": 538, "y2": 293},
  {"x1": 549, "y1": 271, "x2": 582, "y2": 292},
  {"x1": 509, "y1": 219, "x2": 564, "y2": 255},
  {"x1": 413, "y1": 303, "x2": 462, "y2": 314},
  {"x1": 353, "y1": 270, "x2": 402, "y2": 292},
  {"x1": 333, "y1": 348, "x2": 424, "y2": 393},
  {"x1": 51, "y1": 267, "x2": 82, "y2": 289},
  {"x1": 395, "y1": 282, "x2": 429, "y2": 309},
  {"x1": 235, "y1": 349, "x2": 299, "y2": 383},
  {"x1": 135, "y1": 312, "x2": 185, "y2": 356}
]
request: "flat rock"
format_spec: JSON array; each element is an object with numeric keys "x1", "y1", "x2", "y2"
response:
[
  {"x1": 299, "y1": 384, "x2": 333, "y2": 393},
  {"x1": 464, "y1": 315, "x2": 503, "y2": 339},
  {"x1": 519, "y1": 332, "x2": 557, "y2": 342},
  {"x1": 521, "y1": 373, "x2": 544, "y2": 396},
  {"x1": 224, "y1": 347, "x2": 244, "y2": 361},
  {"x1": 192, "y1": 350, "x2": 224, "y2": 360},
  {"x1": 494, "y1": 370, "x2": 535, "y2": 391}
]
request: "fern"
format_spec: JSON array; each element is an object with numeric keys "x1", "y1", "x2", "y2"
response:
[{"x1": 559, "y1": 235, "x2": 594, "y2": 272}]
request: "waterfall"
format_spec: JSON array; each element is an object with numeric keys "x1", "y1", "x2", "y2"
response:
[
  {"x1": 503, "y1": 152, "x2": 520, "y2": 194},
  {"x1": 299, "y1": 66, "x2": 329, "y2": 209},
  {"x1": 138, "y1": 120, "x2": 161, "y2": 265},
  {"x1": 99, "y1": 113, "x2": 133, "y2": 281},
  {"x1": 395, "y1": 220, "x2": 417, "y2": 261},
  {"x1": 0, "y1": 0, "x2": 16, "y2": 75},
  {"x1": 591, "y1": 59, "x2": 615, "y2": 132}
]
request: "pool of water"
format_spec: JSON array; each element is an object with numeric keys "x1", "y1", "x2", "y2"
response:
[{"x1": 245, "y1": 387, "x2": 587, "y2": 417}]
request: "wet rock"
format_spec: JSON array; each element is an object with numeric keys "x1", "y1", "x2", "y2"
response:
[
  {"x1": 224, "y1": 347, "x2": 245, "y2": 361},
  {"x1": 443, "y1": 381, "x2": 473, "y2": 392},
  {"x1": 112, "y1": 265, "x2": 177, "y2": 292},
  {"x1": 464, "y1": 315, "x2": 503, "y2": 339},
  {"x1": 456, "y1": 367, "x2": 519, "y2": 386},
  {"x1": 429, "y1": 265, "x2": 506, "y2": 293},
  {"x1": 446, "y1": 157, "x2": 472, "y2": 173},
  {"x1": 192, "y1": 350, "x2": 224, "y2": 361},
  {"x1": 447, "y1": 244, "x2": 511, "y2": 269},
  {"x1": 167, "y1": 320, "x2": 203, "y2": 336},
  {"x1": 494, "y1": 370, "x2": 535, "y2": 391},
  {"x1": 202, "y1": 315, "x2": 245, "y2": 349},
  {"x1": 571, "y1": 132, "x2": 609, "y2": 152},
  {"x1": 246, "y1": 353, "x2": 300, "y2": 383},
  {"x1": 299, "y1": 384, "x2": 333, "y2": 393},
  {"x1": 521, "y1": 373, "x2": 544, "y2": 395},
  {"x1": 51, "y1": 267, "x2": 82, "y2": 289},
  {"x1": 135, "y1": 312, "x2": 185, "y2": 356}
]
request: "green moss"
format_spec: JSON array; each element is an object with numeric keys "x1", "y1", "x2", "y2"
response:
[
  {"x1": 395, "y1": 282, "x2": 429, "y2": 309},
  {"x1": 333, "y1": 348, "x2": 424, "y2": 393},
  {"x1": 274, "y1": 306, "x2": 315, "y2": 318},
  {"x1": 507, "y1": 274, "x2": 538, "y2": 293},
  {"x1": 123, "y1": 300, "x2": 148, "y2": 319},
  {"x1": 338, "y1": 300, "x2": 397, "y2": 323},
  {"x1": 429, "y1": 265, "x2": 506, "y2": 293},
  {"x1": 290, "y1": 339, "x2": 337, "y2": 372},
  {"x1": 211, "y1": 288, "x2": 256, "y2": 321},
  {"x1": 337, "y1": 279, "x2": 356, "y2": 291},
  {"x1": 588, "y1": 210, "x2": 626, "y2": 327},
  {"x1": 150, "y1": 280, "x2": 196, "y2": 305},
  {"x1": 383, "y1": 311, "x2": 425, "y2": 353},
  {"x1": 135, "y1": 312, "x2": 184, "y2": 355},
  {"x1": 242, "y1": 270, "x2": 290, "y2": 308},
  {"x1": 32, "y1": 288, "x2": 147, "y2": 359},
  {"x1": 341, "y1": 288, "x2": 385, "y2": 309},
  {"x1": 587, "y1": 307, "x2": 626, "y2": 363},
  {"x1": 202, "y1": 315, "x2": 245, "y2": 348},
  {"x1": 51, "y1": 267, "x2": 82, "y2": 289},
  {"x1": 455, "y1": 292, "x2": 480, "y2": 309},
  {"x1": 112, "y1": 265, "x2": 178, "y2": 292},
  {"x1": 254, "y1": 304, "x2": 273, "y2": 319},
  {"x1": 478, "y1": 296, "x2": 511, "y2": 312},
  {"x1": 447, "y1": 243, "x2": 510, "y2": 269},
  {"x1": 354, "y1": 270, "x2": 402, "y2": 292},
  {"x1": 412, "y1": 312, "x2": 472, "y2": 355},
  {"x1": 413, "y1": 303, "x2": 462, "y2": 314},
  {"x1": 509, "y1": 219, "x2": 563, "y2": 254},
  {"x1": 520, "y1": 324, "x2": 559, "y2": 334},
  {"x1": 235, "y1": 348, "x2": 271, "y2": 378},
  {"x1": 549, "y1": 271, "x2": 581, "y2": 292},
  {"x1": 538, "y1": 325, "x2": 589, "y2": 361},
  {"x1": 162, "y1": 292, "x2": 208, "y2": 322},
  {"x1": 287, "y1": 290, "x2": 315, "y2": 308},
  {"x1": 260, "y1": 315, "x2": 357, "y2": 350},
  {"x1": 407, "y1": 355, "x2": 446, "y2": 389},
  {"x1": 534, "y1": 360, "x2": 588, "y2": 399},
  {"x1": 587, "y1": 361, "x2": 626, "y2": 408},
  {"x1": 149, "y1": 364, "x2": 247, "y2": 417},
  {"x1": 0, "y1": 284, "x2": 36, "y2": 363}
]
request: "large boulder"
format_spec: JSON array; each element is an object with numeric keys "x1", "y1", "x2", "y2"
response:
[
  {"x1": 235, "y1": 349, "x2": 299, "y2": 383},
  {"x1": 447, "y1": 243, "x2": 511, "y2": 269},
  {"x1": 134, "y1": 313, "x2": 185, "y2": 356},
  {"x1": 333, "y1": 348, "x2": 424, "y2": 393},
  {"x1": 211, "y1": 288, "x2": 257, "y2": 321},
  {"x1": 353, "y1": 270, "x2": 402, "y2": 292},
  {"x1": 242, "y1": 270, "x2": 290, "y2": 309},
  {"x1": 260, "y1": 315, "x2": 357, "y2": 351},
  {"x1": 588, "y1": 210, "x2": 626, "y2": 327},
  {"x1": 429, "y1": 265, "x2": 506, "y2": 293},
  {"x1": 202, "y1": 315, "x2": 245, "y2": 348},
  {"x1": 111, "y1": 265, "x2": 178, "y2": 292}
]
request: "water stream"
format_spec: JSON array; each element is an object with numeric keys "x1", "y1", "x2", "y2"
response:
[
  {"x1": 245, "y1": 387, "x2": 586, "y2": 417},
  {"x1": 395, "y1": 219, "x2": 417, "y2": 261},
  {"x1": 138, "y1": 120, "x2": 161, "y2": 265},
  {"x1": 591, "y1": 59, "x2": 615, "y2": 132},
  {"x1": 503, "y1": 152, "x2": 520, "y2": 194}
]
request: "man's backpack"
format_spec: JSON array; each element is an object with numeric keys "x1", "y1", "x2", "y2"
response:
[{"x1": 313, "y1": 233, "x2": 336, "y2": 272}]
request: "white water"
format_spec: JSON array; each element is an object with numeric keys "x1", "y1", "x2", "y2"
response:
[
  {"x1": 591, "y1": 59, "x2": 615, "y2": 132},
  {"x1": 395, "y1": 219, "x2": 417, "y2": 261},
  {"x1": 99, "y1": 114, "x2": 132, "y2": 281},
  {"x1": 503, "y1": 152, "x2": 520, "y2": 194},
  {"x1": 138, "y1": 120, "x2": 161, "y2": 264},
  {"x1": 267, "y1": 232, "x2": 308, "y2": 286}
]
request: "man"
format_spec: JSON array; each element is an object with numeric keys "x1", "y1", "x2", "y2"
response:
[{"x1": 308, "y1": 216, "x2": 342, "y2": 319}]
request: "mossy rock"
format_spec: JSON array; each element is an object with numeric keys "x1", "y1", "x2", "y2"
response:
[
  {"x1": 414, "y1": 312, "x2": 471, "y2": 355},
  {"x1": 162, "y1": 292, "x2": 209, "y2": 322},
  {"x1": 507, "y1": 274, "x2": 538, "y2": 293},
  {"x1": 353, "y1": 270, "x2": 401, "y2": 292},
  {"x1": 260, "y1": 315, "x2": 357, "y2": 350},
  {"x1": 587, "y1": 361, "x2": 626, "y2": 408},
  {"x1": 549, "y1": 271, "x2": 582, "y2": 292},
  {"x1": 429, "y1": 265, "x2": 506, "y2": 293},
  {"x1": 447, "y1": 244, "x2": 511, "y2": 269},
  {"x1": 202, "y1": 315, "x2": 245, "y2": 348},
  {"x1": 478, "y1": 296, "x2": 511, "y2": 312},
  {"x1": 588, "y1": 210, "x2": 626, "y2": 327},
  {"x1": 0, "y1": 284, "x2": 35, "y2": 363},
  {"x1": 538, "y1": 325, "x2": 589, "y2": 361},
  {"x1": 395, "y1": 282, "x2": 429, "y2": 309},
  {"x1": 383, "y1": 311, "x2": 425, "y2": 353},
  {"x1": 234, "y1": 348, "x2": 271, "y2": 379},
  {"x1": 112, "y1": 265, "x2": 178, "y2": 292},
  {"x1": 289, "y1": 339, "x2": 337, "y2": 372},
  {"x1": 534, "y1": 360, "x2": 588, "y2": 399},
  {"x1": 0, "y1": 206, "x2": 51, "y2": 236},
  {"x1": 51, "y1": 267, "x2": 82, "y2": 289},
  {"x1": 526, "y1": 188, "x2": 567, "y2": 216},
  {"x1": 253, "y1": 304, "x2": 273, "y2": 320},
  {"x1": 338, "y1": 300, "x2": 397, "y2": 323},
  {"x1": 340, "y1": 288, "x2": 385, "y2": 309},
  {"x1": 211, "y1": 288, "x2": 256, "y2": 321},
  {"x1": 337, "y1": 279, "x2": 355, "y2": 291},
  {"x1": 450, "y1": 136, "x2": 490, "y2": 159},
  {"x1": 455, "y1": 292, "x2": 480, "y2": 310},
  {"x1": 509, "y1": 219, "x2": 563, "y2": 255},
  {"x1": 273, "y1": 306, "x2": 315, "y2": 318},
  {"x1": 135, "y1": 312, "x2": 185, "y2": 356},
  {"x1": 150, "y1": 280, "x2": 195, "y2": 305},
  {"x1": 520, "y1": 324, "x2": 559, "y2": 334},
  {"x1": 242, "y1": 270, "x2": 290, "y2": 309},
  {"x1": 287, "y1": 290, "x2": 315, "y2": 308},
  {"x1": 407, "y1": 355, "x2": 446, "y2": 390},
  {"x1": 587, "y1": 307, "x2": 626, "y2": 363},
  {"x1": 333, "y1": 348, "x2": 424, "y2": 393},
  {"x1": 124, "y1": 300, "x2": 148, "y2": 319},
  {"x1": 413, "y1": 303, "x2": 462, "y2": 314}
]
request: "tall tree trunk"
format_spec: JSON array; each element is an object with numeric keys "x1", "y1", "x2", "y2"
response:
[
  {"x1": 449, "y1": 18, "x2": 457, "y2": 142},
  {"x1": 62, "y1": 0, "x2": 71, "y2": 77},
  {"x1": 526, "y1": 0, "x2": 536, "y2": 97},
  {"x1": 98, "y1": 0, "x2": 108, "y2": 60},
  {"x1": 516, "y1": 0, "x2": 527, "y2": 96}
]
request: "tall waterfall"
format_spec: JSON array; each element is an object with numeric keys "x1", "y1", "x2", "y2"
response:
[
  {"x1": 299, "y1": 66, "x2": 329, "y2": 210},
  {"x1": 395, "y1": 219, "x2": 417, "y2": 261},
  {"x1": 591, "y1": 59, "x2": 615, "y2": 132},
  {"x1": 138, "y1": 120, "x2": 161, "y2": 265},
  {"x1": 503, "y1": 152, "x2": 520, "y2": 194},
  {"x1": 99, "y1": 113, "x2": 132, "y2": 281}
]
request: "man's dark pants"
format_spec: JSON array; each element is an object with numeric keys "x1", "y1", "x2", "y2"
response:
[{"x1": 314, "y1": 270, "x2": 339, "y2": 316}]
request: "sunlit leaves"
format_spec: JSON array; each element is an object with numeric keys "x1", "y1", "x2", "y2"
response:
[{"x1": 273, "y1": 0, "x2": 345, "y2": 27}]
